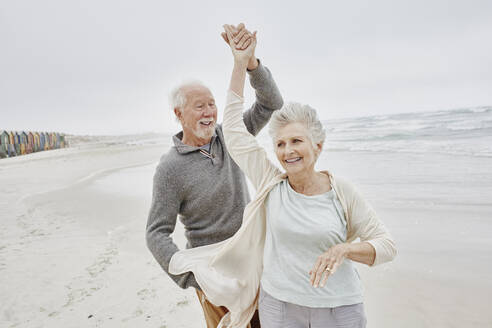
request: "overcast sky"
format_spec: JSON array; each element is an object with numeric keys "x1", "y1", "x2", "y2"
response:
[{"x1": 1, "y1": 0, "x2": 491, "y2": 135}]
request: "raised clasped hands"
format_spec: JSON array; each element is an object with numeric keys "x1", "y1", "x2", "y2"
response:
[{"x1": 222, "y1": 23, "x2": 257, "y2": 68}]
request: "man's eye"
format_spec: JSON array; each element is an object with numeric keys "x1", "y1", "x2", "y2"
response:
[
  {"x1": 277, "y1": 143, "x2": 283, "y2": 147},
  {"x1": 293, "y1": 139, "x2": 301, "y2": 143}
]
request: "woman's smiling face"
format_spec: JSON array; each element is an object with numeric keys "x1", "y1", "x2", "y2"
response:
[{"x1": 274, "y1": 122, "x2": 322, "y2": 176}]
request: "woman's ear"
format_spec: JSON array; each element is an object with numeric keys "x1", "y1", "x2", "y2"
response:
[{"x1": 316, "y1": 142, "x2": 323, "y2": 156}]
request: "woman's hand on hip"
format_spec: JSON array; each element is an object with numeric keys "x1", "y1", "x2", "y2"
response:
[{"x1": 309, "y1": 243, "x2": 350, "y2": 288}]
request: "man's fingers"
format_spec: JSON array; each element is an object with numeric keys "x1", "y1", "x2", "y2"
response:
[{"x1": 251, "y1": 31, "x2": 257, "y2": 47}]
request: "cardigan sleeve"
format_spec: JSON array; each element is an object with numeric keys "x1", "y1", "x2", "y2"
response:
[
  {"x1": 340, "y1": 178, "x2": 397, "y2": 266},
  {"x1": 223, "y1": 90, "x2": 281, "y2": 190}
]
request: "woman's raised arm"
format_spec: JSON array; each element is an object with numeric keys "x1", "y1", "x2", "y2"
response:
[{"x1": 222, "y1": 25, "x2": 281, "y2": 189}]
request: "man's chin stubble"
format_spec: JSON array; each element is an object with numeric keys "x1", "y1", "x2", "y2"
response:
[{"x1": 194, "y1": 126, "x2": 215, "y2": 140}]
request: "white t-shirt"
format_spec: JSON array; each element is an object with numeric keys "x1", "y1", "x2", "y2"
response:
[{"x1": 261, "y1": 179, "x2": 364, "y2": 308}]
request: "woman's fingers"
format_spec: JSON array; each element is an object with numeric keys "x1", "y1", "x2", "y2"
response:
[
  {"x1": 314, "y1": 258, "x2": 329, "y2": 287},
  {"x1": 223, "y1": 25, "x2": 236, "y2": 48},
  {"x1": 233, "y1": 28, "x2": 247, "y2": 43},
  {"x1": 323, "y1": 259, "x2": 342, "y2": 287},
  {"x1": 311, "y1": 255, "x2": 330, "y2": 287},
  {"x1": 310, "y1": 245, "x2": 349, "y2": 288},
  {"x1": 320, "y1": 269, "x2": 330, "y2": 287},
  {"x1": 331, "y1": 261, "x2": 341, "y2": 275},
  {"x1": 223, "y1": 24, "x2": 234, "y2": 39},
  {"x1": 327, "y1": 255, "x2": 337, "y2": 273},
  {"x1": 222, "y1": 25, "x2": 246, "y2": 49},
  {"x1": 241, "y1": 39, "x2": 252, "y2": 50},
  {"x1": 221, "y1": 32, "x2": 229, "y2": 44},
  {"x1": 311, "y1": 255, "x2": 328, "y2": 287},
  {"x1": 309, "y1": 257, "x2": 322, "y2": 285},
  {"x1": 237, "y1": 33, "x2": 252, "y2": 49}
]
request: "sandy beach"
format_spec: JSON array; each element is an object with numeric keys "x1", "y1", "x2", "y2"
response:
[
  {"x1": 1, "y1": 133, "x2": 491, "y2": 328},
  {"x1": 0, "y1": 135, "x2": 205, "y2": 328}
]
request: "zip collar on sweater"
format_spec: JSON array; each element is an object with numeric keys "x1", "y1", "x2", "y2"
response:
[{"x1": 172, "y1": 129, "x2": 218, "y2": 155}]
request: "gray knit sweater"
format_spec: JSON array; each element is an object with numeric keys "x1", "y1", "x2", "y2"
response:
[{"x1": 146, "y1": 61, "x2": 283, "y2": 289}]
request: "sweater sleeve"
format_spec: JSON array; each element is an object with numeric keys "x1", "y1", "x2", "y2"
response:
[
  {"x1": 242, "y1": 60, "x2": 284, "y2": 136},
  {"x1": 223, "y1": 90, "x2": 281, "y2": 190},
  {"x1": 146, "y1": 161, "x2": 200, "y2": 290},
  {"x1": 341, "y1": 179, "x2": 398, "y2": 266}
]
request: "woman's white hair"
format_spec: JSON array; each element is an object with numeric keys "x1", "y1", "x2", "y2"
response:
[{"x1": 268, "y1": 102, "x2": 326, "y2": 147}]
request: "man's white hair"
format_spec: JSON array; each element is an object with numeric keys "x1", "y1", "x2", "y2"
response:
[
  {"x1": 268, "y1": 102, "x2": 326, "y2": 147},
  {"x1": 169, "y1": 79, "x2": 209, "y2": 112}
]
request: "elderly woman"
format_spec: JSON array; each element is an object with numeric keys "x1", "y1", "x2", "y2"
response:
[{"x1": 169, "y1": 26, "x2": 397, "y2": 328}]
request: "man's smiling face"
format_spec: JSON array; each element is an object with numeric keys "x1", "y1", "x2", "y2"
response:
[{"x1": 176, "y1": 85, "x2": 217, "y2": 146}]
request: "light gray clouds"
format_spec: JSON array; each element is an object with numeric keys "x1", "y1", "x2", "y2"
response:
[{"x1": 1, "y1": 0, "x2": 491, "y2": 134}]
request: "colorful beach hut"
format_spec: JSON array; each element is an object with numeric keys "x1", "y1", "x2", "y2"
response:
[
  {"x1": 44, "y1": 132, "x2": 51, "y2": 150},
  {"x1": 46, "y1": 132, "x2": 51, "y2": 149},
  {"x1": 40, "y1": 132, "x2": 46, "y2": 150},
  {"x1": 0, "y1": 130, "x2": 8, "y2": 157},
  {"x1": 55, "y1": 133, "x2": 61, "y2": 149},
  {"x1": 60, "y1": 134, "x2": 67, "y2": 148},
  {"x1": 26, "y1": 132, "x2": 34, "y2": 154},
  {"x1": 33, "y1": 132, "x2": 41, "y2": 152},
  {"x1": 9, "y1": 131, "x2": 15, "y2": 148},
  {"x1": 20, "y1": 132, "x2": 28, "y2": 155},
  {"x1": 52, "y1": 132, "x2": 58, "y2": 149},
  {"x1": 8, "y1": 131, "x2": 17, "y2": 157},
  {"x1": 14, "y1": 132, "x2": 21, "y2": 155},
  {"x1": 49, "y1": 132, "x2": 56, "y2": 149},
  {"x1": 45, "y1": 132, "x2": 51, "y2": 150},
  {"x1": 1, "y1": 130, "x2": 70, "y2": 156}
]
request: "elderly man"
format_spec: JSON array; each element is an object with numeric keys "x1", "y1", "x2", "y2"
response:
[{"x1": 146, "y1": 24, "x2": 283, "y2": 328}]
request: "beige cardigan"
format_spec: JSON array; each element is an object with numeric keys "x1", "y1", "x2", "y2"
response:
[{"x1": 169, "y1": 91, "x2": 397, "y2": 328}]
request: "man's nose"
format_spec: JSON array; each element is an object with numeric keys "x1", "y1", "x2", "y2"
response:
[{"x1": 203, "y1": 104, "x2": 215, "y2": 116}]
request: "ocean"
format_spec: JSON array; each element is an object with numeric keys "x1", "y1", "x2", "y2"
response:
[{"x1": 322, "y1": 106, "x2": 492, "y2": 157}]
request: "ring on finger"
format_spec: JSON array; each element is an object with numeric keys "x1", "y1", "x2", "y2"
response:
[{"x1": 325, "y1": 266, "x2": 332, "y2": 272}]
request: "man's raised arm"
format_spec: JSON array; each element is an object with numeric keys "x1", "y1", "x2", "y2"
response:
[{"x1": 221, "y1": 23, "x2": 283, "y2": 136}]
